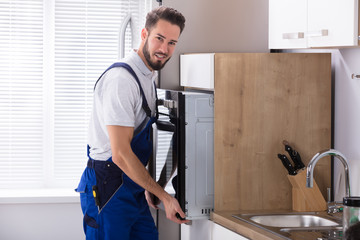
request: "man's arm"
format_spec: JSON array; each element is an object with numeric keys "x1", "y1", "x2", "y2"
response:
[{"x1": 107, "y1": 125, "x2": 189, "y2": 224}]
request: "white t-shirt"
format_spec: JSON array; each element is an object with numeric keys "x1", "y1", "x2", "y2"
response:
[{"x1": 87, "y1": 50, "x2": 158, "y2": 160}]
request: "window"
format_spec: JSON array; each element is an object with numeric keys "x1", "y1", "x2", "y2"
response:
[{"x1": 0, "y1": 0, "x2": 151, "y2": 189}]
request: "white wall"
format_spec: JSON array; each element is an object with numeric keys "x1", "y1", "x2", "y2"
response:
[{"x1": 0, "y1": 202, "x2": 83, "y2": 240}]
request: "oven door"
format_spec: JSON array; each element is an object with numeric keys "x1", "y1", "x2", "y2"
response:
[
  {"x1": 151, "y1": 91, "x2": 186, "y2": 211},
  {"x1": 151, "y1": 90, "x2": 215, "y2": 219}
]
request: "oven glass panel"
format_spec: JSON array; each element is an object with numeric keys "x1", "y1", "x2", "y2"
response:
[
  {"x1": 153, "y1": 89, "x2": 177, "y2": 195},
  {"x1": 154, "y1": 127, "x2": 176, "y2": 194}
]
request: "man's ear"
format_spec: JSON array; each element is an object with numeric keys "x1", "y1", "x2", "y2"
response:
[{"x1": 141, "y1": 28, "x2": 148, "y2": 41}]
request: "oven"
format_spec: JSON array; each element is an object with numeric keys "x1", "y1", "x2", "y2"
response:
[{"x1": 150, "y1": 89, "x2": 214, "y2": 220}]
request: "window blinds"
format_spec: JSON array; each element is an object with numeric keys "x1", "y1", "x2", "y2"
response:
[
  {"x1": 0, "y1": 0, "x2": 151, "y2": 189},
  {"x1": 0, "y1": 0, "x2": 44, "y2": 188}
]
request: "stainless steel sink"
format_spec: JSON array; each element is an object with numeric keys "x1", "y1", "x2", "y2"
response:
[
  {"x1": 232, "y1": 212, "x2": 343, "y2": 239},
  {"x1": 250, "y1": 214, "x2": 338, "y2": 228}
]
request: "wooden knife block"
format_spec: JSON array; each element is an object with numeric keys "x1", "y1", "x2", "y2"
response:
[{"x1": 287, "y1": 170, "x2": 327, "y2": 212}]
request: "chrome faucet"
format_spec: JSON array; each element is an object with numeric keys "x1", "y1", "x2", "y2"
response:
[{"x1": 306, "y1": 149, "x2": 351, "y2": 198}]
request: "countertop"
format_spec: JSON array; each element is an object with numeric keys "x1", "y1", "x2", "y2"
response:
[
  {"x1": 211, "y1": 210, "x2": 287, "y2": 240},
  {"x1": 211, "y1": 210, "x2": 343, "y2": 240}
]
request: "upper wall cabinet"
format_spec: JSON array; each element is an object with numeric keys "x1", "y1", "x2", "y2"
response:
[
  {"x1": 269, "y1": 0, "x2": 360, "y2": 49},
  {"x1": 180, "y1": 53, "x2": 215, "y2": 90}
]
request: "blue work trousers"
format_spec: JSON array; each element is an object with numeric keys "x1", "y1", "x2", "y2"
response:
[{"x1": 76, "y1": 117, "x2": 158, "y2": 240}]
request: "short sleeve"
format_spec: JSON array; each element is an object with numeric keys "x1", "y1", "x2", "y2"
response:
[{"x1": 101, "y1": 67, "x2": 141, "y2": 127}]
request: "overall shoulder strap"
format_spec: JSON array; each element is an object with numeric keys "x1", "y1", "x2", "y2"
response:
[{"x1": 93, "y1": 62, "x2": 152, "y2": 117}]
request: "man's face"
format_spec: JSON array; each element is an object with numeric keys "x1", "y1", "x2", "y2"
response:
[{"x1": 142, "y1": 19, "x2": 181, "y2": 71}]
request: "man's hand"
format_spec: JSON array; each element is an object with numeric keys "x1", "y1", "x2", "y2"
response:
[{"x1": 162, "y1": 194, "x2": 190, "y2": 224}]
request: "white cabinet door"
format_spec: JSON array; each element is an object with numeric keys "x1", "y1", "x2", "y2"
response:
[
  {"x1": 180, "y1": 220, "x2": 248, "y2": 240},
  {"x1": 211, "y1": 222, "x2": 248, "y2": 240},
  {"x1": 308, "y1": 0, "x2": 358, "y2": 47},
  {"x1": 269, "y1": 0, "x2": 359, "y2": 49},
  {"x1": 268, "y1": 0, "x2": 307, "y2": 49}
]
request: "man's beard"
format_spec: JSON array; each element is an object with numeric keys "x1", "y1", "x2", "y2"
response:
[{"x1": 143, "y1": 39, "x2": 170, "y2": 71}]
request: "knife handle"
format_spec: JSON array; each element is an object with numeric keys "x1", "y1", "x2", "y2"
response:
[
  {"x1": 284, "y1": 144, "x2": 305, "y2": 170},
  {"x1": 294, "y1": 153, "x2": 305, "y2": 169},
  {"x1": 277, "y1": 154, "x2": 297, "y2": 175}
]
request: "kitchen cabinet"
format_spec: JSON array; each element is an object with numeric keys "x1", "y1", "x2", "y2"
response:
[
  {"x1": 211, "y1": 222, "x2": 248, "y2": 240},
  {"x1": 180, "y1": 54, "x2": 214, "y2": 90},
  {"x1": 269, "y1": 0, "x2": 360, "y2": 49},
  {"x1": 211, "y1": 53, "x2": 332, "y2": 212},
  {"x1": 180, "y1": 219, "x2": 248, "y2": 240},
  {"x1": 268, "y1": 0, "x2": 307, "y2": 49}
]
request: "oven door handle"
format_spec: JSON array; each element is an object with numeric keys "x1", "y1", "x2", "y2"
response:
[{"x1": 156, "y1": 120, "x2": 175, "y2": 132}]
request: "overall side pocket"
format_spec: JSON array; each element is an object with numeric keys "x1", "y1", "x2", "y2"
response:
[{"x1": 76, "y1": 168, "x2": 100, "y2": 232}]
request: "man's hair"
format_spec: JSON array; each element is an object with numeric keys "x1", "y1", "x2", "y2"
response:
[{"x1": 145, "y1": 6, "x2": 185, "y2": 34}]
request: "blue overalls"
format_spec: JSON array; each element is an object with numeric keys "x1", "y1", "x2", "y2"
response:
[{"x1": 75, "y1": 62, "x2": 158, "y2": 240}]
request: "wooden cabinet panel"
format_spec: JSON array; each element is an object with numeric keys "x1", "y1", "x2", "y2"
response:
[{"x1": 214, "y1": 53, "x2": 332, "y2": 211}]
